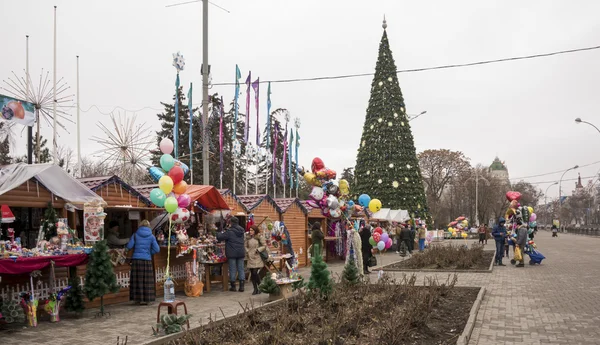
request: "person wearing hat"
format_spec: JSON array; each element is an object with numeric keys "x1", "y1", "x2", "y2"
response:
[
  {"x1": 106, "y1": 220, "x2": 130, "y2": 249},
  {"x1": 491, "y1": 217, "x2": 507, "y2": 266},
  {"x1": 359, "y1": 224, "x2": 373, "y2": 274},
  {"x1": 217, "y1": 217, "x2": 246, "y2": 292}
]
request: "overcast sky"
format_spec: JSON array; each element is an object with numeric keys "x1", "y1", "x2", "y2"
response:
[{"x1": 2, "y1": 0, "x2": 600, "y2": 199}]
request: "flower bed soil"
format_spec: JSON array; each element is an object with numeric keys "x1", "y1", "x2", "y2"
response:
[
  {"x1": 383, "y1": 245, "x2": 494, "y2": 271},
  {"x1": 166, "y1": 275, "x2": 479, "y2": 345}
]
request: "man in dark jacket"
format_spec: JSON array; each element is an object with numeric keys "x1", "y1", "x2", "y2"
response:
[
  {"x1": 400, "y1": 225, "x2": 412, "y2": 255},
  {"x1": 491, "y1": 217, "x2": 507, "y2": 266},
  {"x1": 359, "y1": 224, "x2": 372, "y2": 274},
  {"x1": 408, "y1": 226, "x2": 416, "y2": 252},
  {"x1": 217, "y1": 217, "x2": 246, "y2": 292},
  {"x1": 515, "y1": 223, "x2": 528, "y2": 268}
]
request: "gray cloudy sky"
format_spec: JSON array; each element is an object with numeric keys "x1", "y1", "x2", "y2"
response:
[{"x1": 2, "y1": 0, "x2": 600, "y2": 199}]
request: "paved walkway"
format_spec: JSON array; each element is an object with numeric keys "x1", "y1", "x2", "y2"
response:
[{"x1": 2, "y1": 231, "x2": 598, "y2": 344}]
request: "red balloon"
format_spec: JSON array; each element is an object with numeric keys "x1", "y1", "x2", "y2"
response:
[
  {"x1": 168, "y1": 166, "x2": 184, "y2": 185},
  {"x1": 506, "y1": 191, "x2": 522, "y2": 202},
  {"x1": 311, "y1": 157, "x2": 325, "y2": 173},
  {"x1": 374, "y1": 227, "x2": 383, "y2": 235},
  {"x1": 373, "y1": 232, "x2": 381, "y2": 242}
]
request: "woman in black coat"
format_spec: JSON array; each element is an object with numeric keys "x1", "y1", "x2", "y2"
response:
[{"x1": 359, "y1": 225, "x2": 373, "y2": 274}]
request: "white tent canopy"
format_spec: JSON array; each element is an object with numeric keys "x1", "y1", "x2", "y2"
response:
[
  {"x1": 371, "y1": 208, "x2": 391, "y2": 221},
  {"x1": 0, "y1": 163, "x2": 105, "y2": 207},
  {"x1": 389, "y1": 209, "x2": 410, "y2": 223}
]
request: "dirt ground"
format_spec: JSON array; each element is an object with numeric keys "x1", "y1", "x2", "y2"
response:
[{"x1": 383, "y1": 247, "x2": 494, "y2": 271}]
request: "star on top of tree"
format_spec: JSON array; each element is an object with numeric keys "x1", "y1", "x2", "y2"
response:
[{"x1": 172, "y1": 52, "x2": 185, "y2": 72}]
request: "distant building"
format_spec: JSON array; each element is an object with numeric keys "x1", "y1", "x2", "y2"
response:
[
  {"x1": 575, "y1": 173, "x2": 584, "y2": 191},
  {"x1": 489, "y1": 157, "x2": 509, "y2": 182}
]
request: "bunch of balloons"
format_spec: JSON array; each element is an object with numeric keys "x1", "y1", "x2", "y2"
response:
[
  {"x1": 367, "y1": 227, "x2": 392, "y2": 251},
  {"x1": 447, "y1": 216, "x2": 468, "y2": 237},
  {"x1": 148, "y1": 138, "x2": 192, "y2": 223},
  {"x1": 504, "y1": 191, "x2": 536, "y2": 231},
  {"x1": 300, "y1": 157, "x2": 383, "y2": 219}
]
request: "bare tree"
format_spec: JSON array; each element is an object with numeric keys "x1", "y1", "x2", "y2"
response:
[{"x1": 56, "y1": 145, "x2": 75, "y2": 175}]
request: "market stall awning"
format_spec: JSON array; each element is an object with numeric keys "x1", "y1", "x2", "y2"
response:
[
  {"x1": 186, "y1": 185, "x2": 230, "y2": 211},
  {"x1": 0, "y1": 163, "x2": 105, "y2": 207},
  {"x1": 371, "y1": 208, "x2": 391, "y2": 221},
  {"x1": 1, "y1": 204, "x2": 15, "y2": 223},
  {"x1": 389, "y1": 209, "x2": 410, "y2": 223}
]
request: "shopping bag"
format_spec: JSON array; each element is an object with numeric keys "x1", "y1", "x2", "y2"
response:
[{"x1": 514, "y1": 246, "x2": 523, "y2": 261}]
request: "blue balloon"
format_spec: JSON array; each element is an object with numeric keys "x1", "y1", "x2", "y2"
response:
[
  {"x1": 358, "y1": 194, "x2": 371, "y2": 207},
  {"x1": 175, "y1": 160, "x2": 190, "y2": 176},
  {"x1": 347, "y1": 200, "x2": 355, "y2": 208},
  {"x1": 148, "y1": 167, "x2": 166, "y2": 182}
]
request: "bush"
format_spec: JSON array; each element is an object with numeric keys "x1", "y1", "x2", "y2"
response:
[
  {"x1": 407, "y1": 244, "x2": 485, "y2": 269},
  {"x1": 259, "y1": 275, "x2": 280, "y2": 294}
]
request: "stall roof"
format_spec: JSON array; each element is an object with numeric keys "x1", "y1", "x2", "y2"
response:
[
  {"x1": 218, "y1": 189, "x2": 249, "y2": 213},
  {"x1": 273, "y1": 198, "x2": 308, "y2": 215},
  {"x1": 371, "y1": 208, "x2": 391, "y2": 221},
  {"x1": 135, "y1": 184, "x2": 230, "y2": 211},
  {"x1": 78, "y1": 175, "x2": 152, "y2": 206},
  {"x1": 0, "y1": 163, "x2": 105, "y2": 206},
  {"x1": 237, "y1": 194, "x2": 282, "y2": 213},
  {"x1": 389, "y1": 209, "x2": 410, "y2": 223}
]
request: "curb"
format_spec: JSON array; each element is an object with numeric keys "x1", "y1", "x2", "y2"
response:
[{"x1": 456, "y1": 286, "x2": 486, "y2": 345}]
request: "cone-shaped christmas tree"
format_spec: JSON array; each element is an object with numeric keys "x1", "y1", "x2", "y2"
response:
[
  {"x1": 354, "y1": 19, "x2": 429, "y2": 219},
  {"x1": 307, "y1": 244, "x2": 333, "y2": 299},
  {"x1": 83, "y1": 240, "x2": 120, "y2": 316},
  {"x1": 65, "y1": 276, "x2": 85, "y2": 313},
  {"x1": 341, "y1": 258, "x2": 360, "y2": 286}
]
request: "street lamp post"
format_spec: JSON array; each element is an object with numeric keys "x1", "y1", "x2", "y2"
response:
[
  {"x1": 558, "y1": 165, "x2": 579, "y2": 231},
  {"x1": 544, "y1": 182, "x2": 558, "y2": 227},
  {"x1": 575, "y1": 118, "x2": 600, "y2": 135},
  {"x1": 465, "y1": 168, "x2": 490, "y2": 226}
]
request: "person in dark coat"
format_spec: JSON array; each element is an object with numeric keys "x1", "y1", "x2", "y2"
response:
[
  {"x1": 515, "y1": 223, "x2": 528, "y2": 268},
  {"x1": 217, "y1": 217, "x2": 246, "y2": 292},
  {"x1": 360, "y1": 224, "x2": 372, "y2": 274},
  {"x1": 310, "y1": 222, "x2": 324, "y2": 259},
  {"x1": 491, "y1": 217, "x2": 507, "y2": 266},
  {"x1": 399, "y1": 225, "x2": 412, "y2": 254},
  {"x1": 126, "y1": 220, "x2": 160, "y2": 304},
  {"x1": 408, "y1": 225, "x2": 416, "y2": 252}
]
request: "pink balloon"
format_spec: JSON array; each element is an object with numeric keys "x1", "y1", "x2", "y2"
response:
[
  {"x1": 385, "y1": 238, "x2": 392, "y2": 249},
  {"x1": 529, "y1": 213, "x2": 537, "y2": 222},
  {"x1": 159, "y1": 138, "x2": 174, "y2": 154},
  {"x1": 177, "y1": 194, "x2": 191, "y2": 208}
]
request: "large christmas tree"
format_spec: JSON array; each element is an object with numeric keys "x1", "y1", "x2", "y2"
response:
[{"x1": 354, "y1": 21, "x2": 429, "y2": 219}]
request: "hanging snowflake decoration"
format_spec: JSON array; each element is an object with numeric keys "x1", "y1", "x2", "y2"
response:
[{"x1": 172, "y1": 52, "x2": 185, "y2": 72}]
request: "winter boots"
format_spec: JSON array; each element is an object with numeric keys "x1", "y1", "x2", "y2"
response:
[
  {"x1": 252, "y1": 280, "x2": 261, "y2": 295},
  {"x1": 229, "y1": 281, "x2": 236, "y2": 292},
  {"x1": 238, "y1": 280, "x2": 244, "y2": 292}
]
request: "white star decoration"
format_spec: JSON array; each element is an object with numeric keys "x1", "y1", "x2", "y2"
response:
[{"x1": 172, "y1": 51, "x2": 185, "y2": 72}]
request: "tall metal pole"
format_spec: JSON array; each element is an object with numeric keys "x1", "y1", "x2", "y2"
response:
[
  {"x1": 26, "y1": 35, "x2": 33, "y2": 165},
  {"x1": 544, "y1": 182, "x2": 557, "y2": 227},
  {"x1": 558, "y1": 165, "x2": 578, "y2": 230},
  {"x1": 475, "y1": 169, "x2": 479, "y2": 226},
  {"x1": 76, "y1": 55, "x2": 81, "y2": 176},
  {"x1": 201, "y1": 0, "x2": 210, "y2": 185},
  {"x1": 52, "y1": 6, "x2": 58, "y2": 164}
]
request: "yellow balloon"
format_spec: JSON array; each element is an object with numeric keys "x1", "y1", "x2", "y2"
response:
[
  {"x1": 303, "y1": 172, "x2": 321, "y2": 186},
  {"x1": 461, "y1": 232, "x2": 468, "y2": 238},
  {"x1": 339, "y1": 179, "x2": 350, "y2": 195},
  {"x1": 159, "y1": 175, "x2": 174, "y2": 194},
  {"x1": 368, "y1": 199, "x2": 382, "y2": 213},
  {"x1": 527, "y1": 206, "x2": 534, "y2": 214},
  {"x1": 448, "y1": 227, "x2": 454, "y2": 232}
]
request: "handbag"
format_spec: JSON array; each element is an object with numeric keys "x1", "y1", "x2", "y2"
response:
[
  {"x1": 368, "y1": 256, "x2": 377, "y2": 267},
  {"x1": 514, "y1": 246, "x2": 523, "y2": 261},
  {"x1": 259, "y1": 249, "x2": 269, "y2": 261}
]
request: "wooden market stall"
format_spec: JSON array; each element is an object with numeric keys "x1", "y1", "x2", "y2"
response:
[
  {"x1": 218, "y1": 189, "x2": 248, "y2": 220},
  {"x1": 237, "y1": 195, "x2": 282, "y2": 228},
  {"x1": 273, "y1": 198, "x2": 309, "y2": 267},
  {"x1": 301, "y1": 200, "x2": 326, "y2": 265},
  {"x1": 0, "y1": 163, "x2": 105, "y2": 309}
]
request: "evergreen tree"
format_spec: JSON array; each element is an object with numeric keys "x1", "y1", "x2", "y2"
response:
[
  {"x1": 64, "y1": 276, "x2": 85, "y2": 313},
  {"x1": 42, "y1": 202, "x2": 58, "y2": 241},
  {"x1": 83, "y1": 240, "x2": 120, "y2": 316},
  {"x1": 307, "y1": 244, "x2": 333, "y2": 299},
  {"x1": 341, "y1": 258, "x2": 360, "y2": 286},
  {"x1": 0, "y1": 136, "x2": 10, "y2": 165},
  {"x1": 259, "y1": 274, "x2": 280, "y2": 294},
  {"x1": 14, "y1": 133, "x2": 51, "y2": 164},
  {"x1": 354, "y1": 25, "x2": 429, "y2": 220}
]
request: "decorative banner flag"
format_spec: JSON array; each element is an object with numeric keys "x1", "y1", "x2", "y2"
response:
[
  {"x1": 0, "y1": 95, "x2": 36, "y2": 127},
  {"x1": 295, "y1": 128, "x2": 300, "y2": 190},
  {"x1": 266, "y1": 82, "x2": 272, "y2": 150},
  {"x1": 251, "y1": 78, "x2": 260, "y2": 146},
  {"x1": 244, "y1": 71, "x2": 251, "y2": 142},
  {"x1": 174, "y1": 74, "x2": 180, "y2": 158},
  {"x1": 187, "y1": 83, "x2": 193, "y2": 175},
  {"x1": 289, "y1": 130, "x2": 293, "y2": 190},
  {"x1": 233, "y1": 65, "x2": 241, "y2": 140},
  {"x1": 281, "y1": 125, "x2": 287, "y2": 186},
  {"x1": 220, "y1": 96, "x2": 224, "y2": 186},
  {"x1": 273, "y1": 122, "x2": 278, "y2": 185}
]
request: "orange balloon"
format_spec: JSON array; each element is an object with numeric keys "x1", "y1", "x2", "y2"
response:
[{"x1": 173, "y1": 180, "x2": 188, "y2": 194}]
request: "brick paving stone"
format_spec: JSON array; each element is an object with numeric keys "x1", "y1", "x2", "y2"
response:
[{"x1": 2, "y1": 232, "x2": 599, "y2": 344}]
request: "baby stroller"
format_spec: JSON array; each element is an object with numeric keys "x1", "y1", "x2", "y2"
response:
[{"x1": 527, "y1": 249, "x2": 545, "y2": 265}]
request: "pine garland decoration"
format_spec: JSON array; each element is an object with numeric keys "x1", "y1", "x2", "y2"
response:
[{"x1": 354, "y1": 26, "x2": 430, "y2": 220}]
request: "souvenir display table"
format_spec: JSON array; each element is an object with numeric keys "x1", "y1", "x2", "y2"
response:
[{"x1": 0, "y1": 254, "x2": 88, "y2": 275}]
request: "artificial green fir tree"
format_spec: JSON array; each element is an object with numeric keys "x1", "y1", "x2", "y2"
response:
[
  {"x1": 341, "y1": 258, "x2": 360, "y2": 286},
  {"x1": 259, "y1": 275, "x2": 280, "y2": 294},
  {"x1": 83, "y1": 240, "x2": 119, "y2": 316},
  {"x1": 307, "y1": 244, "x2": 333, "y2": 299},
  {"x1": 64, "y1": 276, "x2": 85, "y2": 313},
  {"x1": 42, "y1": 202, "x2": 58, "y2": 241},
  {"x1": 354, "y1": 20, "x2": 429, "y2": 220}
]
